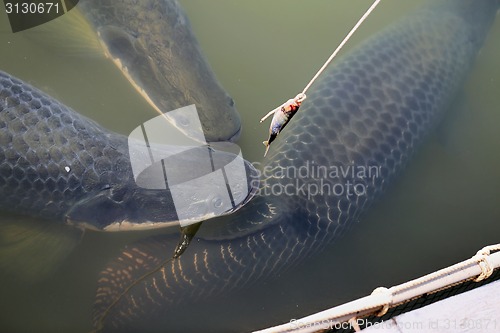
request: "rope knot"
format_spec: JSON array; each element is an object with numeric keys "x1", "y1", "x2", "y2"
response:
[{"x1": 472, "y1": 244, "x2": 500, "y2": 282}]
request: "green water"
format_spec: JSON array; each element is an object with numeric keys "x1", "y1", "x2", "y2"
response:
[{"x1": 0, "y1": 1, "x2": 499, "y2": 332}]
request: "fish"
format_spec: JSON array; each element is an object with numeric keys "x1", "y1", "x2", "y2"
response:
[
  {"x1": 75, "y1": 0, "x2": 242, "y2": 142},
  {"x1": 260, "y1": 93, "x2": 306, "y2": 157},
  {"x1": 90, "y1": 0, "x2": 500, "y2": 330},
  {"x1": 0, "y1": 70, "x2": 258, "y2": 230},
  {"x1": 0, "y1": 0, "x2": 255, "y2": 278}
]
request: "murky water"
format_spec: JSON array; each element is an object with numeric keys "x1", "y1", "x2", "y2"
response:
[{"x1": 0, "y1": 1, "x2": 499, "y2": 332}]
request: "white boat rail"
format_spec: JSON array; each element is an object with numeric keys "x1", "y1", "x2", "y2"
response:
[{"x1": 254, "y1": 243, "x2": 500, "y2": 333}]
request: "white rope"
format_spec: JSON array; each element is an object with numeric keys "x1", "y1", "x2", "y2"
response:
[
  {"x1": 473, "y1": 243, "x2": 500, "y2": 282},
  {"x1": 301, "y1": 0, "x2": 382, "y2": 95},
  {"x1": 371, "y1": 287, "x2": 391, "y2": 317},
  {"x1": 259, "y1": 0, "x2": 382, "y2": 156}
]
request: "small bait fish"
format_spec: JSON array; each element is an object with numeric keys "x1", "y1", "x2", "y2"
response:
[{"x1": 260, "y1": 93, "x2": 306, "y2": 157}]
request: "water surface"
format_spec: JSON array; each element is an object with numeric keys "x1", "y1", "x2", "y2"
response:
[{"x1": 0, "y1": 1, "x2": 499, "y2": 332}]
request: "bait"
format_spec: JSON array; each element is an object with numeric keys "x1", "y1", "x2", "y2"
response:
[{"x1": 260, "y1": 93, "x2": 306, "y2": 157}]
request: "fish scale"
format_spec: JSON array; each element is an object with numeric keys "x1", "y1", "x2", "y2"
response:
[
  {"x1": 0, "y1": 72, "x2": 123, "y2": 220},
  {"x1": 91, "y1": 0, "x2": 499, "y2": 330}
]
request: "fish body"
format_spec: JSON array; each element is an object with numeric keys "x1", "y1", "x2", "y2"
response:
[
  {"x1": 0, "y1": 0, "x2": 254, "y2": 231},
  {"x1": 0, "y1": 72, "x2": 258, "y2": 231},
  {"x1": 92, "y1": 0, "x2": 500, "y2": 329}
]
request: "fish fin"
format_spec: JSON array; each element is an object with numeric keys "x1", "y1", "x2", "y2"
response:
[
  {"x1": 263, "y1": 141, "x2": 270, "y2": 157},
  {"x1": 199, "y1": 196, "x2": 279, "y2": 240},
  {"x1": 0, "y1": 214, "x2": 83, "y2": 283},
  {"x1": 21, "y1": 8, "x2": 103, "y2": 58},
  {"x1": 173, "y1": 222, "x2": 203, "y2": 258},
  {"x1": 93, "y1": 234, "x2": 177, "y2": 330}
]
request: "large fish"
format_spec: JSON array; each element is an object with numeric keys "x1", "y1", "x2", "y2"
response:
[
  {"x1": 91, "y1": 0, "x2": 499, "y2": 330},
  {"x1": 0, "y1": 71, "x2": 257, "y2": 230},
  {"x1": 0, "y1": 0, "x2": 255, "y2": 232}
]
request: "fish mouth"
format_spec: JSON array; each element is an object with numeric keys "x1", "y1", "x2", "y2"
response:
[
  {"x1": 204, "y1": 124, "x2": 241, "y2": 144},
  {"x1": 226, "y1": 125, "x2": 242, "y2": 143},
  {"x1": 102, "y1": 220, "x2": 179, "y2": 232},
  {"x1": 66, "y1": 218, "x2": 179, "y2": 232},
  {"x1": 65, "y1": 219, "x2": 101, "y2": 231}
]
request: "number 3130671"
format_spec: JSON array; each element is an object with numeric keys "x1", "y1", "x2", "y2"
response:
[{"x1": 5, "y1": 2, "x2": 60, "y2": 14}]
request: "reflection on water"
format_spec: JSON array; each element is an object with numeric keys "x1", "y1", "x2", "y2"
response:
[{"x1": 0, "y1": 0, "x2": 499, "y2": 332}]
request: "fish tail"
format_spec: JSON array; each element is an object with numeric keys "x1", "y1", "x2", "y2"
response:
[{"x1": 263, "y1": 141, "x2": 270, "y2": 157}]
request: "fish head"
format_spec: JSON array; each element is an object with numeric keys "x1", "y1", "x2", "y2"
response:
[
  {"x1": 65, "y1": 146, "x2": 259, "y2": 231},
  {"x1": 94, "y1": 1, "x2": 241, "y2": 143}
]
